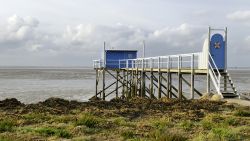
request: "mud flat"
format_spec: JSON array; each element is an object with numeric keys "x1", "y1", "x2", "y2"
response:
[
  {"x1": 224, "y1": 98, "x2": 250, "y2": 107},
  {"x1": 0, "y1": 97, "x2": 249, "y2": 141}
]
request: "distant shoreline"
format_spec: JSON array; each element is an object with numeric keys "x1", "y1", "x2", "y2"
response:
[
  {"x1": 0, "y1": 66, "x2": 92, "y2": 70},
  {"x1": 0, "y1": 66, "x2": 250, "y2": 70}
]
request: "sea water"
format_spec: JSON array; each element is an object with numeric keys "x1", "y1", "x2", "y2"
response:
[{"x1": 0, "y1": 67, "x2": 249, "y2": 104}]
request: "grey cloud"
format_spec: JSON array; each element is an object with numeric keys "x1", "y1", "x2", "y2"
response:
[
  {"x1": 0, "y1": 15, "x2": 207, "y2": 66},
  {"x1": 227, "y1": 10, "x2": 250, "y2": 22}
]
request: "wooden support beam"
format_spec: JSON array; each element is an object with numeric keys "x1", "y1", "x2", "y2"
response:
[
  {"x1": 168, "y1": 73, "x2": 171, "y2": 98},
  {"x1": 150, "y1": 72, "x2": 154, "y2": 98},
  {"x1": 126, "y1": 71, "x2": 129, "y2": 98},
  {"x1": 150, "y1": 78, "x2": 168, "y2": 98},
  {"x1": 145, "y1": 87, "x2": 156, "y2": 99},
  {"x1": 158, "y1": 72, "x2": 162, "y2": 99},
  {"x1": 170, "y1": 91, "x2": 178, "y2": 98},
  {"x1": 191, "y1": 74, "x2": 194, "y2": 99},
  {"x1": 178, "y1": 56, "x2": 182, "y2": 100},
  {"x1": 224, "y1": 75, "x2": 227, "y2": 92},
  {"x1": 207, "y1": 72, "x2": 210, "y2": 94},
  {"x1": 141, "y1": 72, "x2": 146, "y2": 97},
  {"x1": 178, "y1": 74, "x2": 183, "y2": 99},
  {"x1": 106, "y1": 85, "x2": 123, "y2": 97},
  {"x1": 145, "y1": 73, "x2": 150, "y2": 80},
  {"x1": 182, "y1": 76, "x2": 202, "y2": 96},
  {"x1": 116, "y1": 71, "x2": 119, "y2": 98},
  {"x1": 122, "y1": 70, "x2": 125, "y2": 98},
  {"x1": 170, "y1": 85, "x2": 181, "y2": 99},
  {"x1": 106, "y1": 70, "x2": 127, "y2": 84},
  {"x1": 102, "y1": 69, "x2": 105, "y2": 100},
  {"x1": 95, "y1": 69, "x2": 98, "y2": 98},
  {"x1": 97, "y1": 81, "x2": 117, "y2": 95},
  {"x1": 191, "y1": 54, "x2": 194, "y2": 99},
  {"x1": 160, "y1": 73, "x2": 168, "y2": 82},
  {"x1": 167, "y1": 56, "x2": 171, "y2": 98},
  {"x1": 135, "y1": 69, "x2": 138, "y2": 97},
  {"x1": 128, "y1": 71, "x2": 132, "y2": 99}
]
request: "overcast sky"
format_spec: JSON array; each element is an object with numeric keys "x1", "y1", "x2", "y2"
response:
[{"x1": 0, "y1": 0, "x2": 249, "y2": 67}]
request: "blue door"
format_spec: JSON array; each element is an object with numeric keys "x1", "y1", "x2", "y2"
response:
[{"x1": 210, "y1": 34, "x2": 225, "y2": 70}]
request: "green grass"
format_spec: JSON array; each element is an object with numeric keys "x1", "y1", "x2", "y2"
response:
[
  {"x1": 75, "y1": 114, "x2": 100, "y2": 128},
  {"x1": 234, "y1": 110, "x2": 250, "y2": 117},
  {"x1": 179, "y1": 120, "x2": 194, "y2": 131},
  {"x1": 121, "y1": 130, "x2": 135, "y2": 139},
  {"x1": 150, "y1": 129, "x2": 187, "y2": 141},
  {"x1": 151, "y1": 117, "x2": 173, "y2": 129},
  {"x1": 22, "y1": 113, "x2": 51, "y2": 124},
  {"x1": 223, "y1": 117, "x2": 238, "y2": 126},
  {"x1": 0, "y1": 99, "x2": 249, "y2": 140},
  {"x1": 201, "y1": 119, "x2": 214, "y2": 130},
  {"x1": 81, "y1": 127, "x2": 101, "y2": 134},
  {"x1": 208, "y1": 127, "x2": 241, "y2": 140},
  {"x1": 35, "y1": 127, "x2": 72, "y2": 138},
  {"x1": 0, "y1": 136, "x2": 12, "y2": 141},
  {"x1": 0, "y1": 119, "x2": 15, "y2": 133},
  {"x1": 56, "y1": 129, "x2": 72, "y2": 138},
  {"x1": 113, "y1": 117, "x2": 135, "y2": 127}
]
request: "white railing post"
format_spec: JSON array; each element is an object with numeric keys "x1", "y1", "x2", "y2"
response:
[
  {"x1": 142, "y1": 59, "x2": 144, "y2": 69},
  {"x1": 158, "y1": 57, "x2": 160, "y2": 69},
  {"x1": 126, "y1": 60, "x2": 128, "y2": 68},
  {"x1": 178, "y1": 56, "x2": 180, "y2": 69},
  {"x1": 150, "y1": 58, "x2": 153, "y2": 69},
  {"x1": 168, "y1": 56, "x2": 170, "y2": 69},
  {"x1": 191, "y1": 54, "x2": 194, "y2": 69},
  {"x1": 137, "y1": 60, "x2": 139, "y2": 68}
]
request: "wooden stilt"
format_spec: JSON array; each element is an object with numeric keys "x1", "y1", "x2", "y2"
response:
[
  {"x1": 158, "y1": 72, "x2": 161, "y2": 99},
  {"x1": 191, "y1": 54, "x2": 194, "y2": 99},
  {"x1": 178, "y1": 74, "x2": 182, "y2": 99},
  {"x1": 126, "y1": 71, "x2": 129, "y2": 99},
  {"x1": 135, "y1": 68, "x2": 138, "y2": 97},
  {"x1": 116, "y1": 71, "x2": 119, "y2": 98},
  {"x1": 168, "y1": 73, "x2": 172, "y2": 98},
  {"x1": 129, "y1": 71, "x2": 132, "y2": 98},
  {"x1": 207, "y1": 74, "x2": 210, "y2": 94},
  {"x1": 95, "y1": 69, "x2": 98, "y2": 98},
  {"x1": 224, "y1": 75, "x2": 227, "y2": 92},
  {"x1": 191, "y1": 74, "x2": 195, "y2": 99},
  {"x1": 122, "y1": 70, "x2": 125, "y2": 98},
  {"x1": 102, "y1": 69, "x2": 105, "y2": 100},
  {"x1": 141, "y1": 72, "x2": 145, "y2": 97},
  {"x1": 150, "y1": 72, "x2": 154, "y2": 98},
  {"x1": 178, "y1": 56, "x2": 182, "y2": 100}
]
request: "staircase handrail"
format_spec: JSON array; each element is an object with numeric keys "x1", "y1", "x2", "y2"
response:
[{"x1": 208, "y1": 52, "x2": 222, "y2": 96}]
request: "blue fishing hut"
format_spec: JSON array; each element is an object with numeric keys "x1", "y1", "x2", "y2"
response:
[
  {"x1": 104, "y1": 50, "x2": 137, "y2": 69},
  {"x1": 93, "y1": 27, "x2": 238, "y2": 101}
]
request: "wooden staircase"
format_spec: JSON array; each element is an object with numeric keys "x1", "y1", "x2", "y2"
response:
[{"x1": 220, "y1": 71, "x2": 238, "y2": 98}]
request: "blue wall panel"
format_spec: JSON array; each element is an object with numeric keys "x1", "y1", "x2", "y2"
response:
[
  {"x1": 210, "y1": 34, "x2": 225, "y2": 70},
  {"x1": 105, "y1": 50, "x2": 137, "y2": 69}
]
